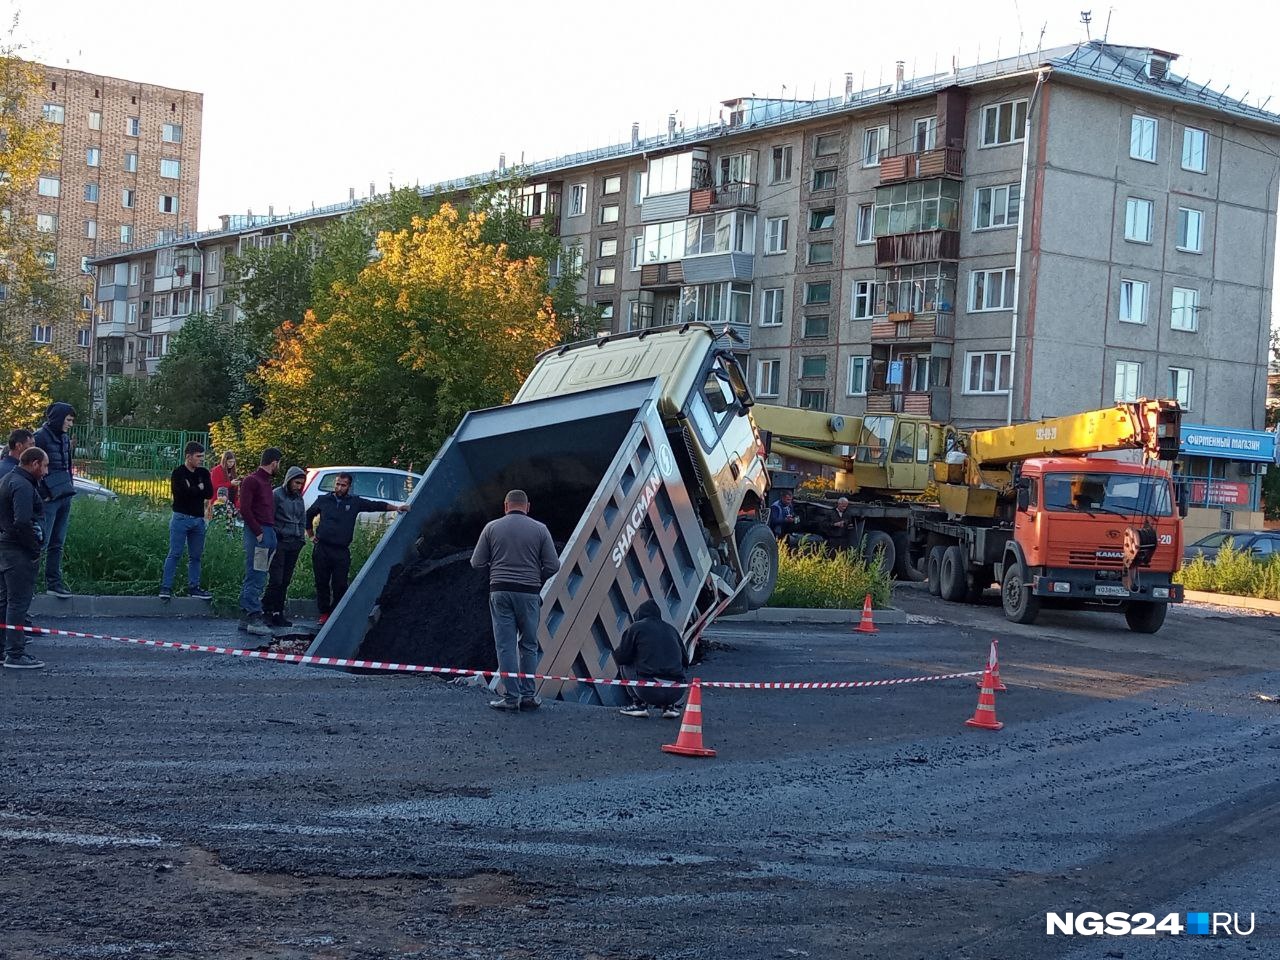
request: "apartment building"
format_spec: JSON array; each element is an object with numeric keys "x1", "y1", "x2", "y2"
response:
[
  {"x1": 21, "y1": 63, "x2": 201, "y2": 359},
  {"x1": 88, "y1": 40, "x2": 1277, "y2": 433}
]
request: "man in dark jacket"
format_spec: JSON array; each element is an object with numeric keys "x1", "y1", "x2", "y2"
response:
[
  {"x1": 769, "y1": 491, "x2": 798, "y2": 540},
  {"x1": 33, "y1": 402, "x2": 76, "y2": 598},
  {"x1": 823, "y1": 496, "x2": 855, "y2": 553},
  {"x1": 159, "y1": 441, "x2": 214, "y2": 600},
  {"x1": 470, "y1": 489, "x2": 560, "y2": 711},
  {"x1": 0, "y1": 447, "x2": 49, "y2": 669},
  {"x1": 236, "y1": 447, "x2": 282, "y2": 637},
  {"x1": 614, "y1": 599, "x2": 688, "y2": 718},
  {"x1": 306, "y1": 472, "x2": 408, "y2": 624},
  {"x1": 263, "y1": 466, "x2": 307, "y2": 627},
  {"x1": 0, "y1": 429, "x2": 34, "y2": 480}
]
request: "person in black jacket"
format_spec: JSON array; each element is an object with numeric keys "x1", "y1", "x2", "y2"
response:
[
  {"x1": 0, "y1": 429, "x2": 34, "y2": 481},
  {"x1": 0, "y1": 447, "x2": 49, "y2": 669},
  {"x1": 33, "y1": 402, "x2": 76, "y2": 598},
  {"x1": 614, "y1": 599, "x2": 689, "y2": 718},
  {"x1": 263, "y1": 466, "x2": 307, "y2": 627}
]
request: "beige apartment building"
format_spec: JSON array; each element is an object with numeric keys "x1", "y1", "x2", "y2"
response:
[{"x1": 21, "y1": 63, "x2": 201, "y2": 359}]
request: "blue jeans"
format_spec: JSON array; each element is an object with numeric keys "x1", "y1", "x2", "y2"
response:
[
  {"x1": 488, "y1": 591, "x2": 542, "y2": 702},
  {"x1": 38, "y1": 495, "x2": 72, "y2": 591},
  {"x1": 161, "y1": 514, "x2": 206, "y2": 590},
  {"x1": 239, "y1": 526, "x2": 277, "y2": 616}
]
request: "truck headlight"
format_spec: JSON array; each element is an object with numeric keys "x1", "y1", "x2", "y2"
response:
[
  {"x1": 1152, "y1": 587, "x2": 1169, "y2": 599},
  {"x1": 1053, "y1": 581, "x2": 1071, "y2": 593}
]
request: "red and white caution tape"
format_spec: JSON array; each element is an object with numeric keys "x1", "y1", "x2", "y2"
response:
[{"x1": 2, "y1": 622, "x2": 983, "y2": 691}]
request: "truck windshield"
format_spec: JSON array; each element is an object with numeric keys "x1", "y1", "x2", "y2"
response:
[
  {"x1": 1042, "y1": 472, "x2": 1172, "y2": 517},
  {"x1": 854, "y1": 416, "x2": 894, "y2": 465}
]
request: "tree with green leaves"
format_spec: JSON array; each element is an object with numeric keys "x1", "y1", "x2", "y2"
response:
[{"x1": 148, "y1": 313, "x2": 236, "y2": 431}]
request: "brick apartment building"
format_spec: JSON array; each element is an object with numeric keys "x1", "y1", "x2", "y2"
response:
[
  {"x1": 20, "y1": 62, "x2": 201, "y2": 360},
  {"x1": 89, "y1": 40, "x2": 1277, "y2": 435}
]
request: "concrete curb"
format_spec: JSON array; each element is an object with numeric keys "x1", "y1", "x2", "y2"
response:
[
  {"x1": 29, "y1": 595, "x2": 322, "y2": 619},
  {"x1": 1183, "y1": 590, "x2": 1280, "y2": 615},
  {"x1": 723, "y1": 606, "x2": 909, "y2": 625}
]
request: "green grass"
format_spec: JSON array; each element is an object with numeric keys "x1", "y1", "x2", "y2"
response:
[
  {"x1": 768, "y1": 544, "x2": 893, "y2": 610},
  {"x1": 1175, "y1": 542, "x2": 1280, "y2": 602}
]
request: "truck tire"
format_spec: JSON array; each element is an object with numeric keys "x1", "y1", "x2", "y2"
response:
[
  {"x1": 927, "y1": 546, "x2": 946, "y2": 597},
  {"x1": 1001, "y1": 564, "x2": 1040, "y2": 624},
  {"x1": 939, "y1": 545, "x2": 969, "y2": 602},
  {"x1": 861, "y1": 530, "x2": 895, "y2": 574},
  {"x1": 734, "y1": 522, "x2": 778, "y2": 611},
  {"x1": 1124, "y1": 601, "x2": 1167, "y2": 634},
  {"x1": 892, "y1": 531, "x2": 927, "y2": 582}
]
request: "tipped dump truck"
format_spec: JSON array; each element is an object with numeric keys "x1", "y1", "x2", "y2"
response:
[{"x1": 306, "y1": 324, "x2": 777, "y2": 704}]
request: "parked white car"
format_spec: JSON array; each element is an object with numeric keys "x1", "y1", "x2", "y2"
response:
[
  {"x1": 74, "y1": 476, "x2": 119, "y2": 502},
  {"x1": 300, "y1": 467, "x2": 421, "y2": 527}
]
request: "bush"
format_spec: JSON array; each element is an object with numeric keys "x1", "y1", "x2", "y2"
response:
[
  {"x1": 1175, "y1": 542, "x2": 1280, "y2": 601},
  {"x1": 768, "y1": 544, "x2": 893, "y2": 610}
]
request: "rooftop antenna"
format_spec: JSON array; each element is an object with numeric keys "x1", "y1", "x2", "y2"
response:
[
  {"x1": 1080, "y1": 9, "x2": 1092, "y2": 40},
  {"x1": 1102, "y1": 6, "x2": 1113, "y2": 42}
]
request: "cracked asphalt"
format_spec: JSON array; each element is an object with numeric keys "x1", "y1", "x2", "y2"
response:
[{"x1": 2, "y1": 588, "x2": 1278, "y2": 959}]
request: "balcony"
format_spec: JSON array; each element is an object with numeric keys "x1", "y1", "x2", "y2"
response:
[
  {"x1": 689, "y1": 181, "x2": 758, "y2": 214},
  {"x1": 875, "y1": 230, "x2": 960, "y2": 267},
  {"x1": 879, "y1": 147, "x2": 964, "y2": 185},
  {"x1": 869, "y1": 312, "x2": 955, "y2": 343},
  {"x1": 681, "y1": 252, "x2": 753, "y2": 284},
  {"x1": 865, "y1": 386, "x2": 951, "y2": 420},
  {"x1": 95, "y1": 283, "x2": 128, "y2": 303},
  {"x1": 640, "y1": 261, "x2": 684, "y2": 287},
  {"x1": 713, "y1": 322, "x2": 751, "y2": 350},
  {"x1": 95, "y1": 319, "x2": 126, "y2": 338}
]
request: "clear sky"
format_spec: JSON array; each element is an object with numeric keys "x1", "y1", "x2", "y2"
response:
[{"x1": 11, "y1": 0, "x2": 1280, "y2": 232}]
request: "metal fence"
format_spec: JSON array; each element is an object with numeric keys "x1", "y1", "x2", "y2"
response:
[{"x1": 73, "y1": 425, "x2": 211, "y2": 501}]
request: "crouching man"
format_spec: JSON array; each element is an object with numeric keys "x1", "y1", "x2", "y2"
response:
[{"x1": 615, "y1": 600, "x2": 689, "y2": 719}]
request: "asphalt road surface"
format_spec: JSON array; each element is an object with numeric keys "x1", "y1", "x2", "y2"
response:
[{"x1": 2, "y1": 589, "x2": 1278, "y2": 959}]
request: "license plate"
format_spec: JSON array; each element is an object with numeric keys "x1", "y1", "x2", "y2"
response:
[{"x1": 1095, "y1": 584, "x2": 1129, "y2": 597}]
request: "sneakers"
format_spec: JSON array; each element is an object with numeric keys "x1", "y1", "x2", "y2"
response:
[
  {"x1": 489, "y1": 698, "x2": 521, "y2": 712},
  {"x1": 4, "y1": 653, "x2": 45, "y2": 670},
  {"x1": 244, "y1": 614, "x2": 273, "y2": 638},
  {"x1": 158, "y1": 588, "x2": 172, "y2": 601},
  {"x1": 520, "y1": 697, "x2": 542, "y2": 711},
  {"x1": 268, "y1": 613, "x2": 294, "y2": 628},
  {"x1": 189, "y1": 587, "x2": 213, "y2": 600},
  {"x1": 619, "y1": 704, "x2": 650, "y2": 718},
  {"x1": 237, "y1": 616, "x2": 250, "y2": 633},
  {"x1": 317, "y1": 613, "x2": 330, "y2": 626},
  {"x1": 47, "y1": 586, "x2": 73, "y2": 599},
  {"x1": 662, "y1": 706, "x2": 684, "y2": 719}
]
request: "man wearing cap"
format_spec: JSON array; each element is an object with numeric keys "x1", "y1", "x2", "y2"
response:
[{"x1": 236, "y1": 447, "x2": 282, "y2": 638}]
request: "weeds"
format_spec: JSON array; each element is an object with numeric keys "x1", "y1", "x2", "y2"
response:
[
  {"x1": 768, "y1": 543, "x2": 893, "y2": 610},
  {"x1": 1175, "y1": 542, "x2": 1280, "y2": 601}
]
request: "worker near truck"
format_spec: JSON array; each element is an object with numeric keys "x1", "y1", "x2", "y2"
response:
[
  {"x1": 158, "y1": 442, "x2": 214, "y2": 601},
  {"x1": 614, "y1": 599, "x2": 687, "y2": 719},
  {"x1": 0, "y1": 430, "x2": 34, "y2": 480},
  {"x1": 262, "y1": 466, "x2": 307, "y2": 627},
  {"x1": 0, "y1": 447, "x2": 48, "y2": 669},
  {"x1": 33, "y1": 402, "x2": 77, "y2": 599},
  {"x1": 470, "y1": 489, "x2": 561, "y2": 712},
  {"x1": 237, "y1": 447, "x2": 282, "y2": 638},
  {"x1": 769, "y1": 491, "x2": 798, "y2": 540}
]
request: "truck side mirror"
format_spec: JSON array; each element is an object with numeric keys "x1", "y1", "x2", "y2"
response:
[{"x1": 1016, "y1": 487, "x2": 1030, "y2": 512}]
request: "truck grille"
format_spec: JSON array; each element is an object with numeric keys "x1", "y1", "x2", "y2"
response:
[{"x1": 1067, "y1": 549, "x2": 1124, "y2": 569}]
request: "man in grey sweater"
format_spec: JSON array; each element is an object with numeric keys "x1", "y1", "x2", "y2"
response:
[
  {"x1": 262, "y1": 466, "x2": 307, "y2": 627},
  {"x1": 470, "y1": 489, "x2": 560, "y2": 711}
]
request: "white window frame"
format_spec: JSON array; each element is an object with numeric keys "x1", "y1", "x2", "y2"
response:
[
  {"x1": 756, "y1": 359, "x2": 781, "y2": 398},
  {"x1": 913, "y1": 116, "x2": 937, "y2": 152},
  {"x1": 1119, "y1": 279, "x2": 1149, "y2": 324},
  {"x1": 972, "y1": 183, "x2": 1020, "y2": 230},
  {"x1": 1171, "y1": 287, "x2": 1199, "y2": 331},
  {"x1": 569, "y1": 183, "x2": 586, "y2": 217},
  {"x1": 599, "y1": 204, "x2": 619, "y2": 225},
  {"x1": 84, "y1": 182, "x2": 99, "y2": 203},
  {"x1": 596, "y1": 266, "x2": 616, "y2": 286},
  {"x1": 847, "y1": 356, "x2": 869, "y2": 396},
  {"x1": 160, "y1": 158, "x2": 181, "y2": 179},
  {"x1": 85, "y1": 219, "x2": 96, "y2": 239},
  {"x1": 1114, "y1": 360, "x2": 1142, "y2": 402},
  {"x1": 122, "y1": 188, "x2": 135, "y2": 209},
  {"x1": 125, "y1": 116, "x2": 140, "y2": 137},
  {"x1": 862, "y1": 124, "x2": 889, "y2": 166},
  {"x1": 1176, "y1": 207, "x2": 1203, "y2": 253},
  {"x1": 979, "y1": 99, "x2": 1028, "y2": 147},
  {"x1": 159, "y1": 195, "x2": 179, "y2": 214},
  {"x1": 968, "y1": 267, "x2": 1015, "y2": 312},
  {"x1": 856, "y1": 203, "x2": 874, "y2": 244},
  {"x1": 87, "y1": 110, "x2": 101, "y2": 131},
  {"x1": 35, "y1": 213, "x2": 57, "y2": 233},
  {"x1": 764, "y1": 216, "x2": 788, "y2": 255},
  {"x1": 598, "y1": 238, "x2": 617, "y2": 258},
  {"x1": 77, "y1": 329, "x2": 91, "y2": 349},
  {"x1": 1168, "y1": 366, "x2": 1192, "y2": 410},
  {"x1": 964, "y1": 352, "x2": 1012, "y2": 395},
  {"x1": 119, "y1": 225, "x2": 132, "y2": 243},
  {"x1": 1124, "y1": 197, "x2": 1154, "y2": 243},
  {"x1": 1130, "y1": 115, "x2": 1158, "y2": 163},
  {"x1": 602, "y1": 175, "x2": 621, "y2": 195},
  {"x1": 32, "y1": 324, "x2": 53, "y2": 344},
  {"x1": 124, "y1": 152, "x2": 138, "y2": 173},
  {"x1": 163, "y1": 122, "x2": 182, "y2": 144},
  {"x1": 42, "y1": 103, "x2": 64, "y2": 124},
  {"x1": 852, "y1": 280, "x2": 876, "y2": 319},
  {"x1": 127, "y1": 303, "x2": 138, "y2": 324},
  {"x1": 769, "y1": 145, "x2": 792, "y2": 184},
  {"x1": 629, "y1": 235, "x2": 642, "y2": 271},
  {"x1": 1181, "y1": 126, "x2": 1208, "y2": 173},
  {"x1": 37, "y1": 176, "x2": 60, "y2": 198},
  {"x1": 761, "y1": 287, "x2": 784, "y2": 326},
  {"x1": 86, "y1": 147, "x2": 100, "y2": 168}
]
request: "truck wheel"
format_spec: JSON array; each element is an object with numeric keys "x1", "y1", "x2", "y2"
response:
[
  {"x1": 939, "y1": 545, "x2": 969, "y2": 602},
  {"x1": 734, "y1": 522, "x2": 778, "y2": 611},
  {"x1": 927, "y1": 546, "x2": 946, "y2": 597},
  {"x1": 1124, "y1": 601, "x2": 1167, "y2": 634},
  {"x1": 1001, "y1": 564, "x2": 1040, "y2": 624},
  {"x1": 892, "y1": 531, "x2": 927, "y2": 582},
  {"x1": 862, "y1": 530, "x2": 895, "y2": 574}
]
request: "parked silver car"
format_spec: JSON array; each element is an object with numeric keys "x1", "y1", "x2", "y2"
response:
[
  {"x1": 1183, "y1": 530, "x2": 1280, "y2": 562},
  {"x1": 73, "y1": 476, "x2": 119, "y2": 502}
]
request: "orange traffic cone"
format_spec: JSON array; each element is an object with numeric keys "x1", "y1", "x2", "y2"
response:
[
  {"x1": 662, "y1": 678, "x2": 716, "y2": 758},
  {"x1": 855, "y1": 594, "x2": 878, "y2": 634},
  {"x1": 965, "y1": 668, "x2": 1004, "y2": 731},
  {"x1": 977, "y1": 639, "x2": 1008, "y2": 692}
]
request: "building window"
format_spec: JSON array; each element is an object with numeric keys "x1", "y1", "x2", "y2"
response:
[
  {"x1": 764, "y1": 216, "x2": 788, "y2": 254},
  {"x1": 80, "y1": 255, "x2": 91, "y2": 274},
  {"x1": 1171, "y1": 287, "x2": 1199, "y2": 331},
  {"x1": 32, "y1": 324, "x2": 53, "y2": 344},
  {"x1": 1119, "y1": 279, "x2": 1149, "y2": 324},
  {"x1": 980, "y1": 99, "x2": 1028, "y2": 147},
  {"x1": 36, "y1": 213, "x2": 57, "y2": 233},
  {"x1": 973, "y1": 183, "x2": 1020, "y2": 230},
  {"x1": 1114, "y1": 361, "x2": 1142, "y2": 402},
  {"x1": 761, "y1": 287, "x2": 784, "y2": 326},
  {"x1": 602, "y1": 175, "x2": 621, "y2": 195},
  {"x1": 814, "y1": 133, "x2": 840, "y2": 157},
  {"x1": 86, "y1": 147, "x2": 100, "y2": 167},
  {"x1": 803, "y1": 315, "x2": 829, "y2": 338},
  {"x1": 812, "y1": 168, "x2": 837, "y2": 191},
  {"x1": 852, "y1": 280, "x2": 875, "y2": 319},
  {"x1": 120, "y1": 225, "x2": 132, "y2": 243},
  {"x1": 596, "y1": 266, "x2": 616, "y2": 286},
  {"x1": 1124, "y1": 198, "x2": 1153, "y2": 243},
  {"x1": 1168, "y1": 366, "x2": 1192, "y2": 409},
  {"x1": 125, "y1": 116, "x2": 140, "y2": 137},
  {"x1": 804, "y1": 281, "x2": 831, "y2": 305},
  {"x1": 599, "y1": 204, "x2": 619, "y2": 224},
  {"x1": 159, "y1": 195, "x2": 179, "y2": 214},
  {"x1": 809, "y1": 207, "x2": 835, "y2": 231},
  {"x1": 124, "y1": 152, "x2": 137, "y2": 173},
  {"x1": 769, "y1": 145, "x2": 792, "y2": 184},
  {"x1": 569, "y1": 245, "x2": 583, "y2": 274},
  {"x1": 129, "y1": 263, "x2": 140, "y2": 285},
  {"x1": 41, "y1": 103, "x2": 64, "y2": 123},
  {"x1": 969, "y1": 267, "x2": 1015, "y2": 312},
  {"x1": 756, "y1": 359, "x2": 781, "y2": 398},
  {"x1": 127, "y1": 302, "x2": 138, "y2": 324},
  {"x1": 856, "y1": 203, "x2": 874, "y2": 244},
  {"x1": 633, "y1": 172, "x2": 647, "y2": 205},
  {"x1": 595, "y1": 301, "x2": 615, "y2": 322},
  {"x1": 160, "y1": 158, "x2": 181, "y2": 179},
  {"x1": 629, "y1": 234, "x2": 642, "y2": 271},
  {"x1": 37, "y1": 176, "x2": 60, "y2": 198},
  {"x1": 569, "y1": 184, "x2": 586, "y2": 217},
  {"x1": 85, "y1": 219, "x2": 97, "y2": 239},
  {"x1": 598, "y1": 237, "x2": 617, "y2": 258},
  {"x1": 38, "y1": 251, "x2": 55, "y2": 269},
  {"x1": 798, "y1": 388, "x2": 827, "y2": 411},
  {"x1": 801, "y1": 355, "x2": 827, "y2": 378},
  {"x1": 808, "y1": 241, "x2": 833, "y2": 265},
  {"x1": 163, "y1": 122, "x2": 182, "y2": 143},
  {"x1": 862, "y1": 124, "x2": 888, "y2": 166},
  {"x1": 913, "y1": 117, "x2": 937, "y2": 152},
  {"x1": 965, "y1": 352, "x2": 1012, "y2": 394},
  {"x1": 1181, "y1": 127, "x2": 1208, "y2": 173},
  {"x1": 1130, "y1": 115, "x2": 1158, "y2": 162},
  {"x1": 84, "y1": 183, "x2": 99, "y2": 203},
  {"x1": 122, "y1": 188, "x2": 135, "y2": 208},
  {"x1": 847, "y1": 356, "x2": 869, "y2": 396},
  {"x1": 88, "y1": 110, "x2": 101, "y2": 130},
  {"x1": 1176, "y1": 207, "x2": 1203, "y2": 252},
  {"x1": 77, "y1": 329, "x2": 91, "y2": 348}
]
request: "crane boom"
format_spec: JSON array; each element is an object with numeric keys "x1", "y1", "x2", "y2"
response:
[{"x1": 967, "y1": 399, "x2": 1182, "y2": 468}]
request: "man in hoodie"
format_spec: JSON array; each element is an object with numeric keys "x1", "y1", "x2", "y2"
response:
[
  {"x1": 33, "y1": 402, "x2": 76, "y2": 598},
  {"x1": 0, "y1": 447, "x2": 48, "y2": 669},
  {"x1": 306, "y1": 472, "x2": 409, "y2": 624},
  {"x1": 614, "y1": 600, "x2": 689, "y2": 719},
  {"x1": 236, "y1": 447, "x2": 282, "y2": 637},
  {"x1": 0, "y1": 430, "x2": 34, "y2": 480},
  {"x1": 159, "y1": 442, "x2": 214, "y2": 600},
  {"x1": 262, "y1": 466, "x2": 307, "y2": 627}
]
